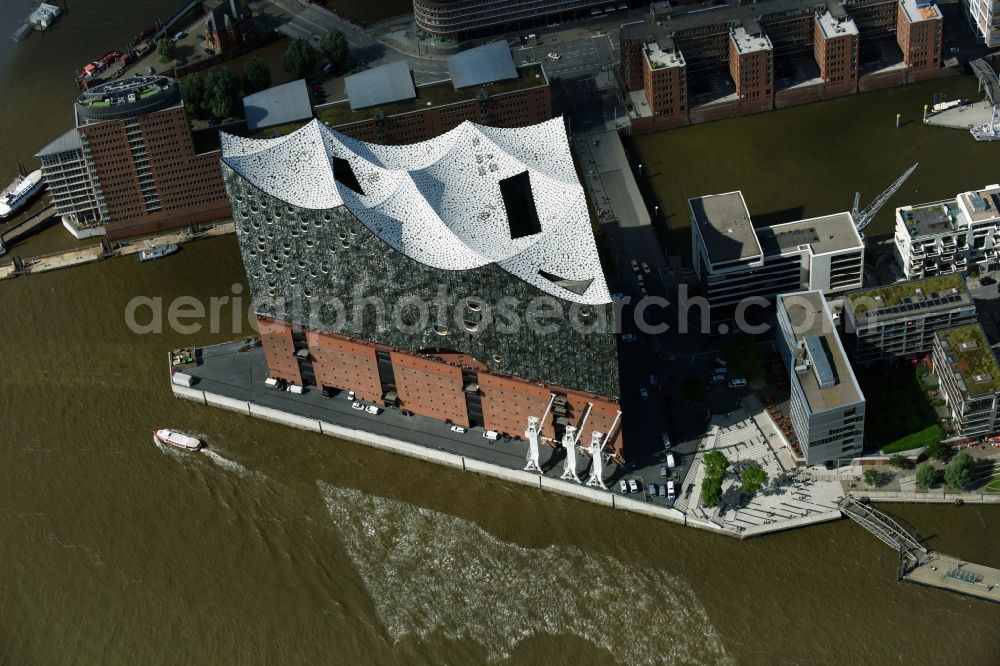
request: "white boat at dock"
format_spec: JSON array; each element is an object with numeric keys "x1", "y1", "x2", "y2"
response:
[
  {"x1": 28, "y1": 3, "x2": 61, "y2": 30},
  {"x1": 139, "y1": 243, "x2": 179, "y2": 262},
  {"x1": 0, "y1": 169, "x2": 45, "y2": 220},
  {"x1": 154, "y1": 429, "x2": 202, "y2": 451}
]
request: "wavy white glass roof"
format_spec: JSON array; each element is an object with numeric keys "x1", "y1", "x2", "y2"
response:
[{"x1": 220, "y1": 117, "x2": 610, "y2": 304}]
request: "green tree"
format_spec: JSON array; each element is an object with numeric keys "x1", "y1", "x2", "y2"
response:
[
  {"x1": 723, "y1": 333, "x2": 764, "y2": 384},
  {"x1": 242, "y1": 56, "x2": 271, "y2": 94},
  {"x1": 204, "y1": 66, "x2": 241, "y2": 119},
  {"x1": 740, "y1": 466, "x2": 767, "y2": 495},
  {"x1": 915, "y1": 463, "x2": 936, "y2": 490},
  {"x1": 283, "y1": 37, "x2": 318, "y2": 80},
  {"x1": 944, "y1": 451, "x2": 975, "y2": 492},
  {"x1": 680, "y1": 377, "x2": 705, "y2": 404},
  {"x1": 701, "y1": 478, "x2": 723, "y2": 508},
  {"x1": 157, "y1": 36, "x2": 176, "y2": 63},
  {"x1": 320, "y1": 29, "x2": 349, "y2": 71},
  {"x1": 703, "y1": 451, "x2": 729, "y2": 481},
  {"x1": 924, "y1": 438, "x2": 950, "y2": 462},
  {"x1": 888, "y1": 454, "x2": 907, "y2": 469},
  {"x1": 863, "y1": 468, "x2": 881, "y2": 487},
  {"x1": 181, "y1": 72, "x2": 208, "y2": 116}
]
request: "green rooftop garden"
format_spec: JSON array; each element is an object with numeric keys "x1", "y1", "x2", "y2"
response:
[
  {"x1": 937, "y1": 325, "x2": 1000, "y2": 397},
  {"x1": 848, "y1": 273, "x2": 966, "y2": 315}
]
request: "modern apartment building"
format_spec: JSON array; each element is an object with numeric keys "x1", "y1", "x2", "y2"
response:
[
  {"x1": 843, "y1": 274, "x2": 978, "y2": 364},
  {"x1": 894, "y1": 183, "x2": 1000, "y2": 279},
  {"x1": 776, "y1": 290, "x2": 866, "y2": 465},
  {"x1": 413, "y1": 0, "x2": 638, "y2": 43},
  {"x1": 620, "y1": 0, "x2": 945, "y2": 131},
  {"x1": 36, "y1": 76, "x2": 229, "y2": 240},
  {"x1": 690, "y1": 191, "x2": 864, "y2": 323},
  {"x1": 219, "y1": 117, "x2": 624, "y2": 459},
  {"x1": 963, "y1": 0, "x2": 1000, "y2": 47},
  {"x1": 932, "y1": 324, "x2": 1000, "y2": 437}
]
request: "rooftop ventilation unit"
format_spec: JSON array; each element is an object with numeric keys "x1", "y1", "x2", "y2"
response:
[{"x1": 804, "y1": 334, "x2": 836, "y2": 389}]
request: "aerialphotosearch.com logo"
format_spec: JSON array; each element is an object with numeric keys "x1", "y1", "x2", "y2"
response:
[{"x1": 124, "y1": 283, "x2": 862, "y2": 339}]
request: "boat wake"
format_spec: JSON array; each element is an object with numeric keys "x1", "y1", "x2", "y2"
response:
[
  {"x1": 200, "y1": 448, "x2": 255, "y2": 478},
  {"x1": 318, "y1": 483, "x2": 731, "y2": 665}
]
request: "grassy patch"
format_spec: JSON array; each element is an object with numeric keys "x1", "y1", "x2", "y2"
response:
[
  {"x1": 882, "y1": 424, "x2": 943, "y2": 454},
  {"x1": 858, "y1": 365, "x2": 938, "y2": 445},
  {"x1": 985, "y1": 476, "x2": 1000, "y2": 493}
]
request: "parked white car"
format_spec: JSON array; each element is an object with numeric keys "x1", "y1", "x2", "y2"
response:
[
  {"x1": 619, "y1": 479, "x2": 629, "y2": 494},
  {"x1": 630, "y1": 259, "x2": 639, "y2": 272},
  {"x1": 351, "y1": 401, "x2": 364, "y2": 411},
  {"x1": 667, "y1": 481, "x2": 676, "y2": 501},
  {"x1": 364, "y1": 405, "x2": 382, "y2": 415},
  {"x1": 450, "y1": 425, "x2": 466, "y2": 433},
  {"x1": 642, "y1": 262, "x2": 651, "y2": 274},
  {"x1": 628, "y1": 479, "x2": 640, "y2": 494},
  {"x1": 547, "y1": 52, "x2": 562, "y2": 60},
  {"x1": 728, "y1": 377, "x2": 747, "y2": 389}
]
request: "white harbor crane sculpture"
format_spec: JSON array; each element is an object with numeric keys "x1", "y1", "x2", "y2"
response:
[
  {"x1": 584, "y1": 431, "x2": 608, "y2": 489},
  {"x1": 852, "y1": 163, "x2": 918, "y2": 233},
  {"x1": 560, "y1": 403, "x2": 594, "y2": 484},
  {"x1": 524, "y1": 394, "x2": 556, "y2": 474}
]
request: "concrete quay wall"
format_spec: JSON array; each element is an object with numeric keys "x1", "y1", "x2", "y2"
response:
[{"x1": 174, "y1": 383, "x2": 850, "y2": 538}]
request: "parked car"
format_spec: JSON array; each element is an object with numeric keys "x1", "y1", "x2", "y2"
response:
[
  {"x1": 666, "y1": 453, "x2": 677, "y2": 469},
  {"x1": 351, "y1": 401, "x2": 364, "y2": 411},
  {"x1": 715, "y1": 357, "x2": 727, "y2": 367},
  {"x1": 639, "y1": 387, "x2": 649, "y2": 401},
  {"x1": 640, "y1": 287, "x2": 648, "y2": 297},
  {"x1": 619, "y1": 479, "x2": 629, "y2": 494},
  {"x1": 635, "y1": 274, "x2": 644, "y2": 286},
  {"x1": 729, "y1": 377, "x2": 748, "y2": 389},
  {"x1": 661, "y1": 433, "x2": 671, "y2": 449},
  {"x1": 628, "y1": 479, "x2": 640, "y2": 494},
  {"x1": 949, "y1": 46, "x2": 960, "y2": 54},
  {"x1": 659, "y1": 464, "x2": 667, "y2": 478},
  {"x1": 364, "y1": 405, "x2": 382, "y2": 415},
  {"x1": 620, "y1": 332, "x2": 637, "y2": 343},
  {"x1": 667, "y1": 481, "x2": 676, "y2": 500},
  {"x1": 483, "y1": 430, "x2": 500, "y2": 441},
  {"x1": 630, "y1": 259, "x2": 639, "y2": 272},
  {"x1": 172, "y1": 31, "x2": 187, "y2": 41},
  {"x1": 641, "y1": 262, "x2": 651, "y2": 274},
  {"x1": 321, "y1": 62, "x2": 334, "y2": 75},
  {"x1": 647, "y1": 483, "x2": 657, "y2": 497},
  {"x1": 709, "y1": 374, "x2": 725, "y2": 384},
  {"x1": 347, "y1": 390, "x2": 356, "y2": 400},
  {"x1": 659, "y1": 483, "x2": 667, "y2": 497},
  {"x1": 546, "y1": 52, "x2": 561, "y2": 60},
  {"x1": 611, "y1": 292, "x2": 624, "y2": 301},
  {"x1": 450, "y1": 425, "x2": 466, "y2": 433}
]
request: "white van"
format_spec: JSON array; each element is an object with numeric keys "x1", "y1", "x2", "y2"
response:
[
  {"x1": 483, "y1": 430, "x2": 500, "y2": 441},
  {"x1": 287, "y1": 384, "x2": 305, "y2": 394},
  {"x1": 665, "y1": 453, "x2": 677, "y2": 469},
  {"x1": 667, "y1": 481, "x2": 676, "y2": 500}
]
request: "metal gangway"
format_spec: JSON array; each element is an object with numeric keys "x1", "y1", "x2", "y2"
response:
[
  {"x1": 838, "y1": 497, "x2": 929, "y2": 566},
  {"x1": 970, "y1": 59, "x2": 999, "y2": 107}
]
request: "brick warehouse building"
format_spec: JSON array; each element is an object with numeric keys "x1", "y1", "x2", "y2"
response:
[
  {"x1": 219, "y1": 118, "x2": 624, "y2": 459},
  {"x1": 36, "y1": 76, "x2": 229, "y2": 240}
]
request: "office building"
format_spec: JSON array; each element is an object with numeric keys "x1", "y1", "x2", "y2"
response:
[
  {"x1": 690, "y1": 191, "x2": 864, "y2": 323},
  {"x1": 894, "y1": 183, "x2": 1000, "y2": 279},
  {"x1": 204, "y1": 0, "x2": 254, "y2": 54},
  {"x1": 963, "y1": 0, "x2": 1000, "y2": 47},
  {"x1": 413, "y1": 0, "x2": 638, "y2": 43},
  {"x1": 932, "y1": 324, "x2": 1000, "y2": 437},
  {"x1": 776, "y1": 290, "x2": 866, "y2": 465},
  {"x1": 219, "y1": 117, "x2": 624, "y2": 458},
  {"x1": 843, "y1": 274, "x2": 977, "y2": 364},
  {"x1": 36, "y1": 76, "x2": 229, "y2": 240}
]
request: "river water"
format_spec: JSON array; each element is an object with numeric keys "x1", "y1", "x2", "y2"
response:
[{"x1": 2, "y1": 2, "x2": 999, "y2": 664}]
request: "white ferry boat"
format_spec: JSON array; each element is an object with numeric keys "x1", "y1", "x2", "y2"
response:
[
  {"x1": 0, "y1": 169, "x2": 45, "y2": 220},
  {"x1": 139, "y1": 243, "x2": 179, "y2": 262},
  {"x1": 154, "y1": 429, "x2": 202, "y2": 451}
]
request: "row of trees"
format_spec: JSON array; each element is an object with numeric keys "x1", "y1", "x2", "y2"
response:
[
  {"x1": 700, "y1": 451, "x2": 769, "y2": 508},
  {"x1": 913, "y1": 451, "x2": 976, "y2": 491},
  {"x1": 282, "y1": 30, "x2": 349, "y2": 80}
]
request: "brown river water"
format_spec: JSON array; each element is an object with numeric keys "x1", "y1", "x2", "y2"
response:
[{"x1": 1, "y1": 2, "x2": 999, "y2": 664}]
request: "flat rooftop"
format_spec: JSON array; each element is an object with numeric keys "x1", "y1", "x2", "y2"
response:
[
  {"x1": 731, "y1": 26, "x2": 772, "y2": 54},
  {"x1": 898, "y1": 198, "x2": 964, "y2": 238},
  {"x1": 958, "y1": 185, "x2": 1000, "y2": 224},
  {"x1": 846, "y1": 273, "x2": 972, "y2": 324},
  {"x1": 936, "y1": 325, "x2": 1000, "y2": 398},
  {"x1": 780, "y1": 291, "x2": 863, "y2": 412},
  {"x1": 690, "y1": 191, "x2": 761, "y2": 264},
  {"x1": 757, "y1": 212, "x2": 862, "y2": 256},
  {"x1": 645, "y1": 42, "x2": 685, "y2": 69},
  {"x1": 816, "y1": 11, "x2": 858, "y2": 38},
  {"x1": 901, "y1": 0, "x2": 942, "y2": 23}
]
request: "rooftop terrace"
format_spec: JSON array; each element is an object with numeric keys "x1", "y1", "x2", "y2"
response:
[
  {"x1": 898, "y1": 198, "x2": 964, "y2": 238},
  {"x1": 901, "y1": 0, "x2": 942, "y2": 23},
  {"x1": 937, "y1": 325, "x2": 1000, "y2": 398},
  {"x1": 645, "y1": 42, "x2": 685, "y2": 69},
  {"x1": 780, "y1": 290, "x2": 863, "y2": 412},
  {"x1": 731, "y1": 26, "x2": 773, "y2": 54},
  {"x1": 847, "y1": 274, "x2": 970, "y2": 321},
  {"x1": 958, "y1": 185, "x2": 1000, "y2": 224},
  {"x1": 816, "y1": 10, "x2": 858, "y2": 38}
]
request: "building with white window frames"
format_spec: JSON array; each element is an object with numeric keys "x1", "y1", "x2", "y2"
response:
[
  {"x1": 893, "y1": 183, "x2": 1000, "y2": 280},
  {"x1": 776, "y1": 290, "x2": 866, "y2": 465},
  {"x1": 690, "y1": 190, "x2": 864, "y2": 323},
  {"x1": 843, "y1": 274, "x2": 978, "y2": 365},
  {"x1": 963, "y1": 0, "x2": 1000, "y2": 47},
  {"x1": 932, "y1": 324, "x2": 1000, "y2": 438}
]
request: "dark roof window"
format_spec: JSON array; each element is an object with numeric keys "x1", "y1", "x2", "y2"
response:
[
  {"x1": 332, "y1": 156, "x2": 364, "y2": 195},
  {"x1": 538, "y1": 270, "x2": 593, "y2": 296},
  {"x1": 499, "y1": 171, "x2": 541, "y2": 239}
]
